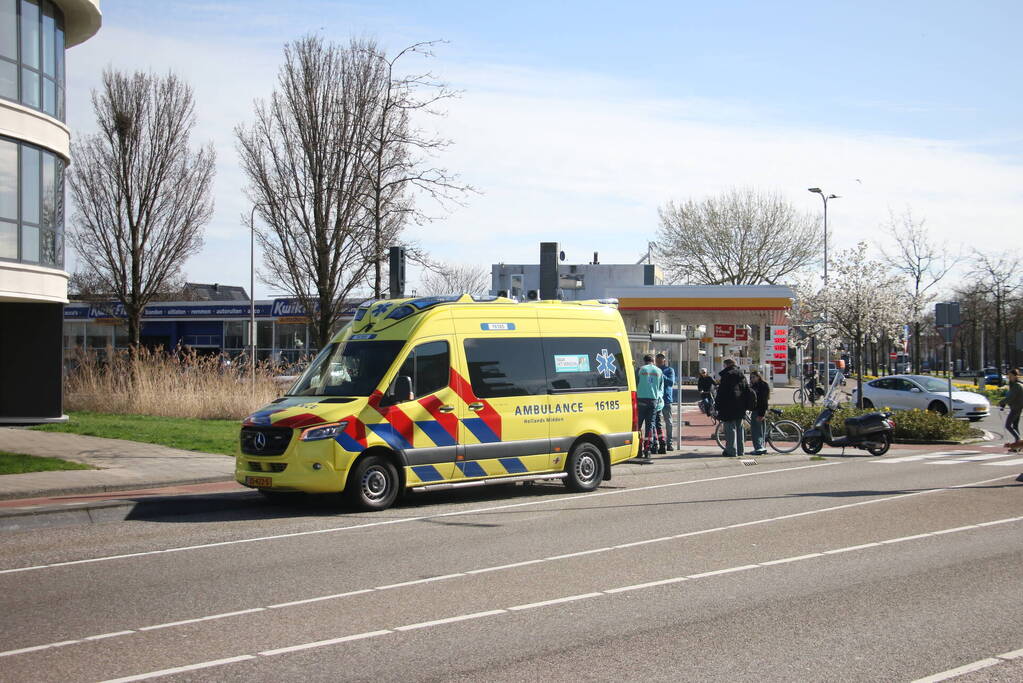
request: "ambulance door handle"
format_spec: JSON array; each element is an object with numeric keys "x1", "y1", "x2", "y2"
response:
[
  {"x1": 438, "y1": 405, "x2": 455, "y2": 413},
  {"x1": 468, "y1": 402, "x2": 484, "y2": 411}
]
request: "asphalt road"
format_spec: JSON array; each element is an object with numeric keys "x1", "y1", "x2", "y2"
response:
[{"x1": 1, "y1": 450, "x2": 1021, "y2": 682}]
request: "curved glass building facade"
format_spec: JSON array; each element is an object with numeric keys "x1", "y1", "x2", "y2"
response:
[{"x1": 0, "y1": 0, "x2": 98, "y2": 424}]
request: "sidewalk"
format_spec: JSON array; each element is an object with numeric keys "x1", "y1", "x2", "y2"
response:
[{"x1": 0, "y1": 427, "x2": 235, "y2": 500}]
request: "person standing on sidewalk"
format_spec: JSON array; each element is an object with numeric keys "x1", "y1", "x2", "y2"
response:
[
  {"x1": 655, "y1": 353, "x2": 676, "y2": 452},
  {"x1": 636, "y1": 354, "x2": 664, "y2": 458},
  {"x1": 999, "y1": 367, "x2": 1022, "y2": 450},
  {"x1": 749, "y1": 369, "x2": 771, "y2": 455},
  {"x1": 715, "y1": 358, "x2": 745, "y2": 457}
]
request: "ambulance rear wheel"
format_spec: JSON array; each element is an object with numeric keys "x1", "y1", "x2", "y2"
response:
[
  {"x1": 564, "y1": 442, "x2": 604, "y2": 492},
  {"x1": 346, "y1": 454, "x2": 399, "y2": 511}
]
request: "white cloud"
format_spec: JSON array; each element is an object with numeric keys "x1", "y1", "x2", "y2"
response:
[{"x1": 62, "y1": 23, "x2": 1023, "y2": 298}]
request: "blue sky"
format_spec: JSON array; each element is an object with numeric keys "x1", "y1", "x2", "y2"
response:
[{"x1": 65, "y1": 1, "x2": 1023, "y2": 298}]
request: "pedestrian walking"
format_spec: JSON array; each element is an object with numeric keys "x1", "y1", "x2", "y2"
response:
[
  {"x1": 655, "y1": 353, "x2": 676, "y2": 451},
  {"x1": 697, "y1": 367, "x2": 716, "y2": 416},
  {"x1": 999, "y1": 367, "x2": 1022, "y2": 452},
  {"x1": 636, "y1": 354, "x2": 665, "y2": 458},
  {"x1": 749, "y1": 369, "x2": 771, "y2": 455},
  {"x1": 715, "y1": 358, "x2": 746, "y2": 457}
]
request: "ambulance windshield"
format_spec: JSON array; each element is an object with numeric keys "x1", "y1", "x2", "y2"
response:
[{"x1": 287, "y1": 340, "x2": 405, "y2": 397}]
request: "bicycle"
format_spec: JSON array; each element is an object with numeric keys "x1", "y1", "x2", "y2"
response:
[
  {"x1": 793, "y1": 382, "x2": 825, "y2": 406},
  {"x1": 713, "y1": 408, "x2": 803, "y2": 454}
]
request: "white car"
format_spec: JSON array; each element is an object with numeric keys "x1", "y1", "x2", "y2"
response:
[{"x1": 852, "y1": 374, "x2": 990, "y2": 421}]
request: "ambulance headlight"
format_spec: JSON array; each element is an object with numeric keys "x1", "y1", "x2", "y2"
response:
[{"x1": 299, "y1": 421, "x2": 348, "y2": 441}]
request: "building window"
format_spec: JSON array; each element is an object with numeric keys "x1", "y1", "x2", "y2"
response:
[
  {"x1": 0, "y1": 135, "x2": 64, "y2": 267},
  {"x1": 0, "y1": 0, "x2": 64, "y2": 120}
]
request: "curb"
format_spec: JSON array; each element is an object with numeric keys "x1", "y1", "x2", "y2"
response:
[
  {"x1": 0, "y1": 474, "x2": 235, "y2": 502},
  {"x1": 0, "y1": 489, "x2": 263, "y2": 533}
]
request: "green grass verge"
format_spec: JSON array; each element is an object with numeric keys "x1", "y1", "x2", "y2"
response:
[
  {"x1": 0, "y1": 451, "x2": 95, "y2": 475},
  {"x1": 31, "y1": 412, "x2": 239, "y2": 456}
]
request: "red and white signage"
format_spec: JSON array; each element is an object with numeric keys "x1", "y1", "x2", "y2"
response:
[
  {"x1": 733, "y1": 328, "x2": 749, "y2": 342},
  {"x1": 764, "y1": 326, "x2": 789, "y2": 361},
  {"x1": 713, "y1": 324, "x2": 735, "y2": 341}
]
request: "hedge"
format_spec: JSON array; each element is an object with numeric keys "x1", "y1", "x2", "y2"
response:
[{"x1": 772, "y1": 404, "x2": 974, "y2": 442}]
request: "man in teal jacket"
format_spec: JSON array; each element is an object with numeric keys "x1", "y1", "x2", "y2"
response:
[{"x1": 636, "y1": 354, "x2": 664, "y2": 458}]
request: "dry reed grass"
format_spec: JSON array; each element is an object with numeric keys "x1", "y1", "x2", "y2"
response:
[{"x1": 64, "y1": 347, "x2": 288, "y2": 420}]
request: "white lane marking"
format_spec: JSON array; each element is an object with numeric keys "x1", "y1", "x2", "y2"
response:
[
  {"x1": 375, "y1": 573, "x2": 465, "y2": 590},
  {"x1": 258, "y1": 630, "x2": 391, "y2": 657},
  {"x1": 507, "y1": 592, "x2": 604, "y2": 611},
  {"x1": 103, "y1": 517, "x2": 1023, "y2": 683},
  {"x1": 0, "y1": 639, "x2": 81, "y2": 656},
  {"x1": 687, "y1": 564, "x2": 759, "y2": 579},
  {"x1": 136, "y1": 608, "x2": 265, "y2": 632},
  {"x1": 759, "y1": 553, "x2": 824, "y2": 566},
  {"x1": 4, "y1": 473, "x2": 1016, "y2": 661},
  {"x1": 984, "y1": 457, "x2": 1023, "y2": 466},
  {"x1": 875, "y1": 451, "x2": 980, "y2": 463},
  {"x1": 545, "y1": 547, "x2": 613, "y2": 561},
  {"x1": 394, "y1": 609, "x2": 507, "y2": 631},
  {"x1": 0, "y1": 463, "x2": 836, "y2": 577},
  {"x1": 266, "y1": 588, "x2": 374, "y2": 609},
  {"x1": 604, "y1": 576, "x2": 689, "y2": 594},
  {"x1": 912, "y1": 657, "x2": 1004, "y2": 682},
  {"x1": 100, "y1": 655, "x2": 258, "y2": 683},
  {"x1": 85, "y1": 631, "x2": 135, "y2": 641}
]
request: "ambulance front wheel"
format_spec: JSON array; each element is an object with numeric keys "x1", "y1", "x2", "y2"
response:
[
  {"x1": 564, "y1": 442, "x2": 604, "y2": 492},
  {"x1": 346, "y1": 454, "x2": 399, "y2": 511}
]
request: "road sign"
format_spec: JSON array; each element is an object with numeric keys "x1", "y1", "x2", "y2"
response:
[
  {"x1": 889, "y1": 352, "x2": 897, "y2": 359},
  {"x1": 935, "y1": 302, "x2": 961, "y2": 327}
]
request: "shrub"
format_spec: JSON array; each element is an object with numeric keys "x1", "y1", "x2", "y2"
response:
[
  {"x1": 64, "y1": 346, "x2": 287, "y2": 420},
  {"x1": 772, "y1": 403, "x2": 973, "y2": 441}
]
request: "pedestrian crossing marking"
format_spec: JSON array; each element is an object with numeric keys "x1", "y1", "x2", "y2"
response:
[{"x1": 872, "y1": 450, "x2": 1023, "y2": 466}]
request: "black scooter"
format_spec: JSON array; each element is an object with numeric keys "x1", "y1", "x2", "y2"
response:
[{"x1": 800, "y1": 373, "x2": 896, "y2": 456}]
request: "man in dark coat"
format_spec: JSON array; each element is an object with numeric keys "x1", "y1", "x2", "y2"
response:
[{"x1": 715, "y1": 358, "x2": 745, "y2": 457}]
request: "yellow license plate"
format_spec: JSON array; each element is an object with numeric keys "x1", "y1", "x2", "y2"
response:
[{"x1": 246, "y1": 476, "x2": 273, "y2": 488}]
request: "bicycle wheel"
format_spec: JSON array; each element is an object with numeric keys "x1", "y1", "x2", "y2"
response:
[
  {"x1": 793, "y1": 388, "x2": 806, "y2": 405},
  {"x1": 713, "y1": 420, "x2": 725, "y2": 450},
  {"x1": 767, "y1": 419, "x2": 803, "y2": 453}
]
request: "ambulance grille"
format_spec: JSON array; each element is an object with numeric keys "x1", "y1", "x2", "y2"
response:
[
  {"x1": 240, "y1": 427, "x2": 293, "y2": 456},
  {"x1": 247, "y1": 461, "x2": 288, "y2": 472}
]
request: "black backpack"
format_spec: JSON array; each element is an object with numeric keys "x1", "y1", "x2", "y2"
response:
[{"x1": 739, "y1": 374, "x2": 757, "y2": 412}]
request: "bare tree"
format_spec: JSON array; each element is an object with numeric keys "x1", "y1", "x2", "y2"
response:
[
  {"x1": 360, "y1": 41, "x2": 474, "y2": 298},
  {"x1": 236, "y1": 36, "x2": 386, "y2": 347},
  {"x1": 656, "y1": 188, "x2": 822, "y2": 285},
  {"x1": 878, "y1": 209, "x2": 961, "y2": 371},
  {"x1": 68, "y1": 69, "x2": 215, "y2": 347},
  {"x1": 418, "y1": 261, "x2": 490, "y2": 296},
  {"x1": 970, "y1": 250, "x2": 1022, "y2": 371}
]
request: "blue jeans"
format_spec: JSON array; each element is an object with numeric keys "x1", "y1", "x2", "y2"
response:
[
  {"x1": 637, "y1": 398, "x2": 661, "y2": 451},
  {"x1": 723, "y1": 419, "x2": 745, "y2": 457},
  {"x1": 751, "y1": 416, "x2": 766, "y2": 452}
]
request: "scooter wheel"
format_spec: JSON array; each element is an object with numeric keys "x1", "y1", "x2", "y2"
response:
[
  {"x1": 866, "y1": 432, "x2": 892, "y2": 456},
  {"x1": 801, "y1": 437, "x2": 823, "y2": 455}
]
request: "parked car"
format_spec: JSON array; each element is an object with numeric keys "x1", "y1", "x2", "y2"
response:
[
  {"x1": 851, "y1": 374, "x2": 990, "y2": 421},
  {"x1": 982, "y1": 367, "x2": 1007, "y2": 387}
]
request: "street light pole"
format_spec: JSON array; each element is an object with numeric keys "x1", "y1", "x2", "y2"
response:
[
  {"x1": 249, "y1": 203, "x2": 261, "y2": 392},
  {"x1": 808, "y1": 188, "x2": 839, "y2": 391}
]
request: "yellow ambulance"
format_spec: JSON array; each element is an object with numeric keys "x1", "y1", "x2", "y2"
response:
[{"x1": 237, "y1": 294, "x2": 639, "y2": 510}]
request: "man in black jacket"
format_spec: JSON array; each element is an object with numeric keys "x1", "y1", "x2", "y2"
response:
[{"x1": 715, "y1": 358, "x2": 745, "y2": 457}]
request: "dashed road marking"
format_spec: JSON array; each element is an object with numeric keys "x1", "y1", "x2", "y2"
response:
[
  {"x1": 95, "y1": 514, "x2": 1023, "y2": 683},
  {"x1": 4, "y1": 473, "x2": 1016, "y2": 662}
]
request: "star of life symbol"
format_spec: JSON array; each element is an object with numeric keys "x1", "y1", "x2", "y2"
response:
[
  {"x1": 371, "y1": 302, "x2": 392, "y2": 316},
  {"x1": 595, "y1": 349, "x2": 617, "y2": 379}
]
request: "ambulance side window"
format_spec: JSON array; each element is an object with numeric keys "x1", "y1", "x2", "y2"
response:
[
  {"x1": 393, "y1": 340, "x2": 449, "y2": 402},
  {"x1": 464, "y1": 338, "x2": 546, "y2": 398}
]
